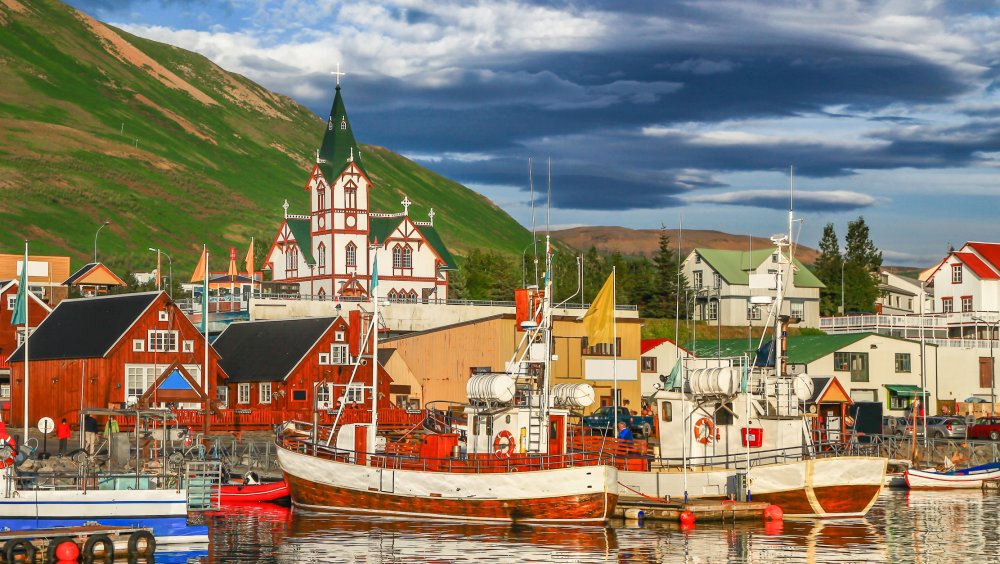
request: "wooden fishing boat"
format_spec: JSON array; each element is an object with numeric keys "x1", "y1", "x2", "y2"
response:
[
  {"x1": 277, "y1": 242, "x2": 618, "y2": 523},
  {"x1": 905, "y1": 462, "x2": 1000, "y2": 489}
]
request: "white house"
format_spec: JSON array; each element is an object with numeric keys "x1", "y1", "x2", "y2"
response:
[
  {"x1": 264, "y1": 84, "x2": 456, "y2": 301},
  {"x1": 878, "y1": 271, "x2": 931, "y2": 315},
  {"x1": 924, "y1": 242, "x2": 1000, "y2": 322},
  {"x1": 639, "y1": 338, "x2": 691, "y2": 397},
  {"x1": 682, "y1": 248, "x2": 825, "y2": 328}
]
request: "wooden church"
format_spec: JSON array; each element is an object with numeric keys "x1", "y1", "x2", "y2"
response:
[{"x1": 264, "y1": 83, "x2": 456, "y2": 301}]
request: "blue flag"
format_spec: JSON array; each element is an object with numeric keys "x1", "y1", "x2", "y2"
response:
[
  {"x1": 10, "y1": 243, "x2": 28, "y2": 326},
  {"x1": 369, "y1": 255, "x2": 378, "y2": 294}
]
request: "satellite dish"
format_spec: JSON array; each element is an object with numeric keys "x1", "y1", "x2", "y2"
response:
[{"x1": 37, "y1": 416, "x2": 55, "y2": 434}]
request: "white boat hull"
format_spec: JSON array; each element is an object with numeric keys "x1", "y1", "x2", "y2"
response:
[
  {"x1": 0, "y1": 488, "x2": 188, "y2": 519},
  {"x1": 619, "y1": 456, "x2": 887, "y2": 518},
  {"x1": 905, "y1": 467, "x2": 1000, "y2": 489}
]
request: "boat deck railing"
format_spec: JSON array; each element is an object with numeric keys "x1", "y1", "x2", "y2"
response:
[
  {"x1": 2, "y1": 469, "x2": 184, "y2": 498},
  {"x1": 277, "y1": 423, "x2": 619, "y2": 473}
]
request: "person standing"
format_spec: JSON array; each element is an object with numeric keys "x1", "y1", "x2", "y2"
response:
[
  {"x1": 56, "y1": 418, "x2": 72, "y2": 455},
  {"x1": 84, "y1": 414, "x2": 98, "y2": 455},
  {"x1": 104, "y1": 416, "x2": 119, "y2": 437},
  {"x1": 617, "y1": 421, "x2": 634, "y2": 442}
]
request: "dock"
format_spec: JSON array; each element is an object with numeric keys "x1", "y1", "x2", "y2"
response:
[
  {"x1": 0, "y1": 524, "x2": 155, "y2": 562},
  {"x1": 615, "y1": 497, "x2": 776, "y2": 523}
]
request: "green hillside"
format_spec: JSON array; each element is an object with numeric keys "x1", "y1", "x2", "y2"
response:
[{"x1": 0, "y1": 0, "x2": 531, "y2": 277}]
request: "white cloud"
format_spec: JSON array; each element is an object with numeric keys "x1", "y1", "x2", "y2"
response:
[{"x1": 686, "y1": 189, "x2": 882, "y2": 208}]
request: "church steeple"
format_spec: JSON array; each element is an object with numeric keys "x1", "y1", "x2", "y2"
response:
[{"x1": 318, "y1": 84, "x2": 364, "y2": 179}]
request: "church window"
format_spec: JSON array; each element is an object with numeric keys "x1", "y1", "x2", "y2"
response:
[
  {"x1": 388, "y1": 290, "x2": 398, "y2": 302},
  {"x1": 318, "y1": 288, "x2": 326, "y2": 300},
  {"x1": 317, "y1": 187, "x2": 326, "y2": 211},
  {"x1": 346, "y1": 242, "x2": 357, "y2": 267},
  {"x1": 341, "y1": 119, "x2": 347, "y2": 130},
  {"x1": 317, "y1": 243, "x2": 327, "y2": 274},
  {"x1": 393, "y1": 246, "x2": 403, "y2": 269},
  {"x1": 403, "y1": 246, "x2": 413, "y2": 269},
  {"x1": 408, "y1": 290, "x2": 418, "y2": 303},
  {"x1": 345, "y1": 187, "x2": 357, "y2": 209},
  {"x1": 286, "y1": 246, "x2": 299, "y2": 277}
]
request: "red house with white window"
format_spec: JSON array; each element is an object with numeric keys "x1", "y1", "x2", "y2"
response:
[
  {"x1": 0, "y1": 280, "x2": 52, "y2": 418},
  {"x1": 211, "y1": 311, "x2": 410, "y2": 430},
  {"x1": 7, "y1": 291, "x2": 223, "y2": 427},
  {"x1": 925, "y1": 242, "x2": 1000, "y2": 316}
]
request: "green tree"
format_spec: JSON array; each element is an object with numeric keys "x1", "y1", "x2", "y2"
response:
[
  {"x1": 844, "y1": 216, "x2": 882, "y2": 312},
  {"x1": 645, "y1": 228, "x2": 686, "y2": 318},
  {"x1": 459, "y1": 249, "x2": 517, "y2": 300},
  {"x1": 813, "y1": 223, "x2": 844, "y2": 316}
]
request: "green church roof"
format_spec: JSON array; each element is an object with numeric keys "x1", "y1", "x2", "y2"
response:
[
  {"x1": 318, "y1": 85, "x2": 365, "y2": 181},
  {"x1": 694, "y1": 248, "x2": 825, "y2": 289},
  {"x1": 285, "y1": 218, "x2": 316, "y2": 266},
  {"x1": 368, "y1": 216, "x2": 457, "y2": 270}
]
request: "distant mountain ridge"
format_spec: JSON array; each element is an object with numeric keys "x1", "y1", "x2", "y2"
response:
[
  {"x1": 0, "y1": 0, "x2": 532, "y2": 274},
  {"x1": 551, "y1": 226, "x2": 821, "y2": 264}
]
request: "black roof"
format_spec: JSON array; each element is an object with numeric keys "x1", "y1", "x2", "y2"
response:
[
  {"x1": 213, "y1": 317, "x2": 336, "y2": 383},
  {"x1": 63, "y1": 263, "x2": 99, "y2": 286},
  {"x1": 10, "y1": 292, "x2": 160, "y2": 362}
]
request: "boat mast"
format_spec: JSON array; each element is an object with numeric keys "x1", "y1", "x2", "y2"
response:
[{"x1": 369, "y1": 249, "x2": 379, "y2": 453}]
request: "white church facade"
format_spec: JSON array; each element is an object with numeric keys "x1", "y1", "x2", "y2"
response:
[{"x1": 264, "y1": 84, "x2": 456, "y2": 301}]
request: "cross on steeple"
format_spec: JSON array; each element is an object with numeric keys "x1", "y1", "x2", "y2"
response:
[
  {"x1": 282, "y1": 199, "x2": 289, "y2": 218},
  {"x1": 401, "y1": 195, "x2": 412, "y2": 215},
  {"x1": 331, "y1": 63, "x2": 346, "y2": 86},
  {"x1": 427, "y1": 208, "x2": 435, "y2": 225}
]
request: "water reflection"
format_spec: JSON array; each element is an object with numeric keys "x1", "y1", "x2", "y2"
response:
[{"x1": 202, "y1": 490, "x2": 1000, "y2": 563}]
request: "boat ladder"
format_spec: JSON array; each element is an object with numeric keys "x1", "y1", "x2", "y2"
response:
[{"x1": 185, "y1": 460, "x2": 222, "y2": 512}]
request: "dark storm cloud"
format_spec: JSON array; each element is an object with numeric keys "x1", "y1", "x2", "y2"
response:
[{"x1": 688, "y1": 190, "x2": 881, "y2": 212}]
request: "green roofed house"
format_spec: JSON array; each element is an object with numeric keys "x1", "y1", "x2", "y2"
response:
[
  {"x1": 682, "y1": 248, "x2": 825, "y2": 328},
  {"x1": 265, "y1": 83, "x2": 456, "y2": 302},
  {"x1": 688, "y1": 333, "x2": 940, "y2": 415}
]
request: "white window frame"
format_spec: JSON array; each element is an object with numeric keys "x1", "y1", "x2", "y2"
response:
[
  {"x1": 132, "y1": 339, "x2": 145, "y2": 352},
  {"x1": 712, "y1": 272, "x2": 721, "y2": 289},
  {"x1": 335, "y1": 330, "x2": 345, "y2": 342},
  {"x1": 147, "y1": 330, "x2": 178, "y2": 352},
  {"x1": 158, "y1": 310, "x2": 169, "y2": 322},
  {"x1": 343, "y1": 382, "x2": 364, "y2": 404},
  {"x1": 693, "y1": 271, "x2": 703, "y2": 290},
  {"x1": 790, "y1": 301, "x2": 805, "y2": 319},
  {"x1": 125, "y1": 365, "x2": 157, "y2": 400},
  {"x1": 747, "y1": 302, "x2": 762, "y2": 320},
  {"x1": 237, "y1": 383, "x2": 251, "y2": 404},
  {"x1": 707, "y1": 301, "x2": 718, "y2": 321},
  {"x1": 217, "y1": 385, "x2": 229, "y2": 408},
  {"x1": 182, "y1": 340, "x2": 195, "y2": 353},
  {"x1": 331, "y1": 344, "x2": 348, "y2": 365},
  {"x1": 318, "y1": 353, "x2": 330, "y2": 365},
  {"x1": 0, "y1": 383, "x2": 10, "y2": 399},
  {"x1": 259, "y1": 382, "x2": 272, "y2": 405},
  {"x1": 6, "y1": 295, "x2": 14, "y2": 310}
]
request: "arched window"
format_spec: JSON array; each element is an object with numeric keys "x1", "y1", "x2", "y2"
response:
[
  {"x1": 285, "y1": 246, "x2": 298, "y2": 277},
  {"x1": 402, "y1": 246, "x2": 413, "y2": 269},
  {"x1": 317, "y1": 187, "x2": 326, "y2": 211},
  {"x1": 408, "y1": 289, "x2": 418, "y2": 303},
  {"x1": 317, "y1": 242, "x2": 326, "y2": 274},
  {"x1": 387, "y1": 290, "x2": 398, "y2": 302},
  {"x1": 345, "y1": 187, "x2": 357, "y2": 209},
  {"x1": 345, "y1": 242, "x2": 357, "y2": 267},
  {"x1": 318, "y1": 287, "x2": 326, "y2": 300},
  {"x1": 392, "y1": 246, "x2": 403, "y2": 269}
]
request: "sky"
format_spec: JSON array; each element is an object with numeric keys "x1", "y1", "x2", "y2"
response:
[{"x1": 64, "y1": 0, "x2": 1000, "y2": 266}]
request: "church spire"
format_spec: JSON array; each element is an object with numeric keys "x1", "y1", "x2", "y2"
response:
[{"x1": 318, "y1": 83, "x2": 364, "y2": 178}]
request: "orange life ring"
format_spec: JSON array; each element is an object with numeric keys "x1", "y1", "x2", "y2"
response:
[
  {"x1": 0, "y1": 430, "x2": 16, "y2": 469},
  {"x1": 493, "y1": 430, "x2": 516, "y2": 459},
  {"x1": 693, "y1": 417, "x2": 718, "y2": 445}
]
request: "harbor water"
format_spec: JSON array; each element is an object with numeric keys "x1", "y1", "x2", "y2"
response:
[{"x1": 193, "y1": 489, "x2": 1000, "y2": 563}]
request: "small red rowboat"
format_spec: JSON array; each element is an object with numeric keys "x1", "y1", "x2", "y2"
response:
[{"x1": 220, "y1": 480, "x2": 290, "y2": 504}]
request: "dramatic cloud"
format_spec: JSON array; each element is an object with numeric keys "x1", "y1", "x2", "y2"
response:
[{"x1": 685, "y1": 190, "x2": 883, "y2": 212}]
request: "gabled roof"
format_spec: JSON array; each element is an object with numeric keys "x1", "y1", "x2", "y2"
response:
[
  {"x1": 369, "y1": 216, "x2": 457, "y2": 270},
  {"x1": 63, "y1": 262, "x2": 126, "y2": 287},
  {"x1": 317, "y1": 85, "x2": 366, "y2": 180},
  {"x1": 285, "y1": 218, "x2": 316, "y2": 266},
  {"x1": 9, "y1": 292, "x2": 160, "y2": 362},
  {"x1": 693, "y1": 248, "x2": 825, "y2": 289},
  {"x1": 641, "y1": 338, "x2": 691, "y2": 355},
  {"x1": 0, "y1": 280, "x2": 52, "y2": 314},
  {"x1": 953, "y1": 252, "x2": 1000, "y2": 280},
  {"x1": 213, "y1": 317, "x2": 338, "y2": 383},
  {"x1": 809, "y1": 376, "x2": 852, "y2": 404},
  {"x1": 966, "y1": 242, "x2": 1000, "y2": 272}
]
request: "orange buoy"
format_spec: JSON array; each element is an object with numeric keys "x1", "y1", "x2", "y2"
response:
[
  {"x1": 763, "y1": 504, "x2": 784, "y2": 521},
  {"x1": 56, "y1": 541, "x2": 80, "y2": 561},
  {"x1": 679, "y1": 510, "x2": 696, "y2": 527}
]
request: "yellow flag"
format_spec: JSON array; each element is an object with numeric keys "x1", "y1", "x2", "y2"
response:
[
  {"x1": 583, "y1": 271, "x2": 615, "y2": 346},
  {"x1": 244, "y1": 237, "x2": 254, "y2": 278},
  {"x1": 190, "y1": 246, "x2": 207, "y2": 283}
]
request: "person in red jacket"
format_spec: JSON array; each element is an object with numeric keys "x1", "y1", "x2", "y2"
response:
[{"x1": 56, "y1": 418, "x2": 72, "y2": 455}]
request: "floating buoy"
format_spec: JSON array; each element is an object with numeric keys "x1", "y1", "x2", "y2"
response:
[
  {"x1": 763, "y1": 504, "x2": 784, "y2": 522},
  {"x1": 56, "y1": 540, "x2": 80, "y2": 561},
  {"x1": 624, "y1": 508, "x2": 645, "y2": 520},
  {"x1": 679, "y1": 510, "x2": 696, "y2": 527}
]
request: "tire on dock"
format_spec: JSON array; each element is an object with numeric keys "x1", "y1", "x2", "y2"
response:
[
  {"x1": 83, "y1": 533, "x2": 115, "y2": 562},
  {"x1": 3, "y1": 538, "x2": 36, "y2": 563},
  {"x1": 127, "y1": 529, "x2": 157, "y2": 557}
]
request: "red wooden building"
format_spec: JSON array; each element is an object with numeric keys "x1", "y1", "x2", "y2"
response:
[
  {"x1": 7, "y1": 291, "x2": 223, "y2": 428},
  {"x1": 0, "y1": 280, "x2": 52, "y2": 419},
  {"x1": 209, "y1": 311, "x2": 411, "y2": 430}
]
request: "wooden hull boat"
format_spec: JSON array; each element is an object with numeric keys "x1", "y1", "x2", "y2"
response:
[{"x1": 905, "y1": 462, "x2": 1000, "y2": 489}]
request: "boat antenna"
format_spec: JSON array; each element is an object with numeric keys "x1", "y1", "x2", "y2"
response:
[
  {"x1": 674, "y1": 216, "x2": 682, "y2": 360},
  {"x1": 529, "y1": 158, "x2": 539, "y2": 287}
]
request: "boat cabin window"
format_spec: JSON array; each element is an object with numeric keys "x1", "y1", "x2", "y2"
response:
[{"x1": 661, "y1": 402, "x2": 673, "y2": 422}]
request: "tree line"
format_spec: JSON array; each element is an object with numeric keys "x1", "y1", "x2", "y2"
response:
[{"x1": 812, "y1": 217, "x2": 883, "y2": 316}]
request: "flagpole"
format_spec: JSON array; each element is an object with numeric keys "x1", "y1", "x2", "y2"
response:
[
  {"x1": 22, "y1": 240, "x2": 29, "y2": 444},
  {"x1": 369, "y1": 251, "x2": 379, "y2": 456},
  {"x1": 203, "y1": 247, "x2": 209, "y2": 393},
  {"x1": 612, "y1": 266, "x2": 618, "y2": 434}
]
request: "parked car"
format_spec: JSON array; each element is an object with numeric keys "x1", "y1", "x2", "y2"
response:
[
  {"x1": 882, "y1": 416, "x2": 909, "y2": 436},
  {"x1": 968, "y1": 417, "x2": 1000, "y2": 440},
  {"x1": 582, "y1": 406, "x2": 655, "y2": 437},
  {"x1": 922, "y1": 416, "x2": 967, "y2": 440}
]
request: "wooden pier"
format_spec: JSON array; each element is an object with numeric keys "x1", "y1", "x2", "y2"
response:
[
  {"x1": 0, "y1": 525, "x2": 155, "y2": 563},
  {"x1": 614, "y1": 497, "x2": 776, "y2": 523}
]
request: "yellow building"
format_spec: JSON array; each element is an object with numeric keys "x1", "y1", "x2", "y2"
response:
[{"x1": 380, "y1": 312, "x2": 643, "y2": 413}]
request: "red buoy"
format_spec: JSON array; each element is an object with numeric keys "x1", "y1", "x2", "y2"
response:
[
  {"x1": 679, "y1": 509, "x2": 696, "y2": 527},
  {"x1": 56, "y1": 540, "x2": 80, "y2": 561},
  {"x1": 763, "y1": 504, "x2": 784, "y2": 522}
]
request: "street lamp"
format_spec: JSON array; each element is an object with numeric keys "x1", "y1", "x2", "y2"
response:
[
  {"x1": 94, "y1": 220, "x2": 111, "y2": 263},
  {"x1": 973, "y1": 316, "x2": 998, "y2": 416},
  {"x1": 840, "y1": 253, "x2": 846, "y2": 315},
  {"x1": 148, "y1": 248, "x2": 173, "y2": 297}
]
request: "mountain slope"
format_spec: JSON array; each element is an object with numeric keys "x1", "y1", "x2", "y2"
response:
[
  {"x1": 0, "y1": 0, "x2": 532, "y2": 275},
  {"x1": 552, "y1": 226, "x2": 820, "y2": 264}
]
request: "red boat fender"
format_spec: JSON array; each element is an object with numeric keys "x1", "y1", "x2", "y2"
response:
[
  {"x1": 679, "y1": 510, "x2": 696, "y2": 527},
  {"x1": 763, "y1": 504, "x2": 784, "y2": 521}
]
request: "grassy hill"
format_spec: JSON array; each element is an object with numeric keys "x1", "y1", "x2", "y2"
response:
[{"x1": 0, "y1": 0, "x2": 532, "y2": 277}]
